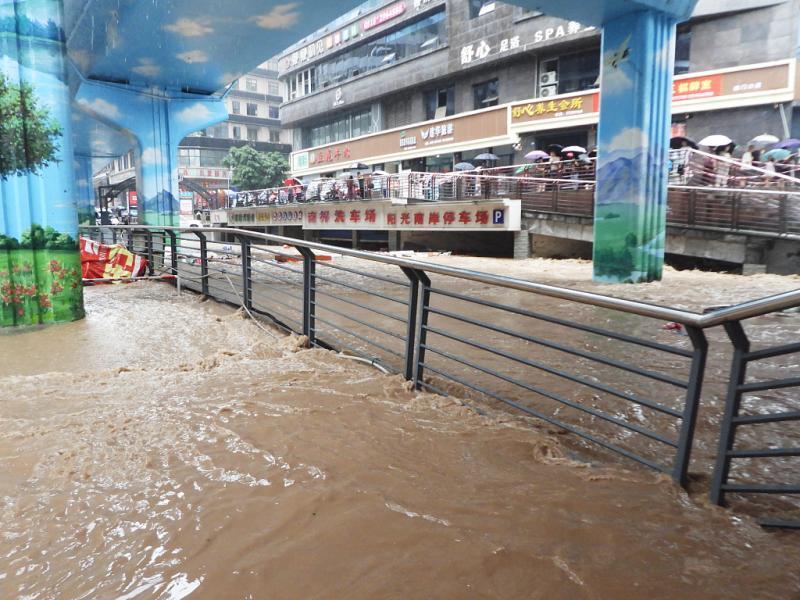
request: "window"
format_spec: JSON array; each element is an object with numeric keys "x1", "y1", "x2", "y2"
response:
[
  {"x1": 313, "y1": 10, "x2": 446, "y2": 91},
  {"x1": 231, "y1": 100, "x2": 241, "y2": 115},
  {"x1": 424, "y1": 85, "x2": 454, "y2": 120},
  {"x1": 289, "y1": 67, "x2": 317, "y2": 99},
  {"x1": 207, "y1": 124, "x2": 228, "y2": 138},
  {"x1": 469, "y1": 0, "x2": 495, "y2": 18},
  {"x1": 674, "y1": 26, "x2": 691, "y2": 75},
  {"x1": 270, "y1": 129, "x2": 281, "y2": 143},
  {"x1": 246, "y1": 103, "x2": 258, "y2": 116},
  {"x1": 307, "y1": 107, "x2": 373, "y2": 148},
  {"x1": 269, "y1": 105, "x2": 280, "y2": 119},
  {"x1": 473, "y1": 79, "x2": 499, "y2": 109},
  {"x1": 247, "y1": 127, "x2": 258, "y2": 141},
  {"x1": 549, "y1": 50, "x2": 600, "y2": 95},
  {"x1": 246, "y1": 78, "x2": 258, "y2": 92},
  {"x1": 268, "y1": 80, "x2": 280, "y2": 95},
  {"x1": 232, "y1": 126, "x2": 241, "y2": 140}
]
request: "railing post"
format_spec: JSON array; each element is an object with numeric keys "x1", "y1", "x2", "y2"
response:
[
  {"x1": 688, "y1": 190, "x2": 696, "y2": 226},
  {"x1": 400, "y1": 267, "x2": 425, "y2": 381},
  {"x1": 296, "y1": 246, "x2": 316, "y2": 345},
  {"x1": 779, "y1": 194, "x2": 788, "y2": 234},
  {"x1": 126, "y1": 228, "x2": 134, "y2": 253},
  {"x1": 411, "y1": 269, "x2": 431, "y2": 389},
  {"x1": 145, "y1": 230, "x2": 155, "y2": 275},
  {"x1": 672, "y1": 326, "x2": 708, "y2": 487},
  {"x1": 165, "y1": 230, "x2": 178, "y2": 276},
  {"x1": 112, "y1": 228, "x2": 118, "y2": 245},
  {"x1": 710, "y1": 321, "x2": 751, "y2": 506},
  {"x1": 731, "y1": 193, "x2": 741, "y2": 229},
  {"x1": 192, "y1": 230, "x2": 210, "y2": 296},
  {"x1": 551, "y1": 186, "x2": 558, "y2": 212},
  {"x1": 238, "y1": 235, "x2": 252, "y2": 311}
]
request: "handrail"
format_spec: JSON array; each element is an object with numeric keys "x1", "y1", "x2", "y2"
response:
[{"x1": 84, "y1": 225, "x2": 800, "y2": 328}]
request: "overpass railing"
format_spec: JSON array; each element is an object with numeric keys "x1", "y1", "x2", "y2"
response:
[
  {"x1": 82, "y1": 225, "x2": 800, "y2": 529},
  {"x1": 223, "y1": 171, "x2": 800, "y2": 236}
]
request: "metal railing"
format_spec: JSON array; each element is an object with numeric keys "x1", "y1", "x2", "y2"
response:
[{"x1": 82, "y1": 225, "x2": 800, "y2": 528}]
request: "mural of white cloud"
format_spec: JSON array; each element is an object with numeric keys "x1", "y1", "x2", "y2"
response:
[
  {"x1": 176, "y1": 50, "x2": 209, "y2": 64},
  {"x1": 607, "y1": 127, "x2": 648, "y2": 154},
  {"x1": 599, "y1": 64, "x2": 633, "y2": 94},
  {"x1": 163, "y1": 18, "x2": 213, "y2": 37},
  {"x1": 174, "y1": 102, "x2": 216, "y2": 124},
  {"x1": 77, "y1": 97, "x2": 121, "y2": 120},
  {"x1": 132, "y1": 59, "x2": 161, "y2": 77},
  {"x1": 251, "y1": 3, "x2": 300, "y2": 29},
  {"x1": 140, "y1": 147, "x2": 163, "y2": 166}
]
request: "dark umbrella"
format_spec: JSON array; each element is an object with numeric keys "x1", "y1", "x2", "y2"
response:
[
  {"x1": 546, "y1": 144, "x2": 563, "y2": 154},
  {"x1": 775, "y1": 138, "x2": 800, "y2": 150},
  {"x1": 474, "y1": 153, "x2": 499, "y2": 162},
  {"x1": 349, "y1": 162, "x2": 369, "y2": 170},
  {"x1": 670, "y1": 136, "x2": 698, "y2": 149},
  {"x1": 454, "y1": 162, "x2": 475, "y2": 171}
]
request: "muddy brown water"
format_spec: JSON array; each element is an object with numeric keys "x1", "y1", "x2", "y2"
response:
[{"x1": 1, "y1": 279, "x2": 799, "y2": 598}]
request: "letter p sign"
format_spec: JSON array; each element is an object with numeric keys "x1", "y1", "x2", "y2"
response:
[{"x1": 492, "y1": 209, "x2": 505, "y2": 225}]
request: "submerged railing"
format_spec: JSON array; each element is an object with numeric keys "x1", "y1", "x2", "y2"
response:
[{"x1": 82, "y1": 225, "x2": 800, "y2": 529}]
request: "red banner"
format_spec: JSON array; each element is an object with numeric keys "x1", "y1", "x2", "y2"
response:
[{"x1": 80, "y1": 238, "x2": 148, "y2": 280}]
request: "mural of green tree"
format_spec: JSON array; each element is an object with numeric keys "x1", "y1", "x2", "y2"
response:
[
  {"x1": 223, "y1": 146, "x2": 289, "y2": 190},
  {"x1": 0, "y1": 72, "x2": 63, "y2": 179}
]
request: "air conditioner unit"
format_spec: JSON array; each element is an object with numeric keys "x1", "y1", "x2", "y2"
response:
[
  {"x1": 540, "y1": 71, "x2": 558, "y2": 85},
  {"x1": 540, "y1": 84, "x2": 558, "y2": 97}
]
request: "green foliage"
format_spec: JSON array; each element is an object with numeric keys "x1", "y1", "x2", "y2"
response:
[
  {"x1": 17, "y1": 225, "x2": 75, "y2": 250},
  {"x1": 624, "y1": 232, "x2": 638, "y2": 248},
  {"x1": 0, "y1": 234, "x2": 19, "y2": 250},
  {"x1": 0, "y1": 73, "x2": 63, "y2": 180},
  {"x1": 222, "y1": 146, "x2": 289, "y2": 190},
  {"x1": 594, "y1": 246, "x2": 635, "y2": 279}
]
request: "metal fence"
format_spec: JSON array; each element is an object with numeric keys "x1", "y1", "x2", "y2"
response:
[{"x1": 83, "y1": 225, "x2": 800, "y2": 528}]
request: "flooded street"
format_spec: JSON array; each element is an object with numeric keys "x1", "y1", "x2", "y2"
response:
[{"x1": 1, "y1": 278, "x2": 800, "y2": 598}]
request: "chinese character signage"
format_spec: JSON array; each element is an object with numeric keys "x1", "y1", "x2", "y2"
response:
[
  {"x1": 226, "y1": 207, "x2": 303, "y2": 226},
  {"x1": 301, "y1": 201, "x2": 520, "y2": 231},
  {"x1": 362, "y1": 2, "x2": 406, "y2": 31},
  {"x1": 460, "y1": 22, "x2": 594, "y2": 66},
  {"x1": 511, "y1": 92, "x2": 599, "y2": 124},
  {"x1": 672, "y1": 74, "x2": 722, "y2": 101}
]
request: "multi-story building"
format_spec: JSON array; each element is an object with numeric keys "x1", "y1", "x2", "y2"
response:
[
  {"x1": 94, "y1": 59, "x2": 292, "y2": 214},
  {"x1": 278, "y1": 0, "x2": 800, "y2": 179}
]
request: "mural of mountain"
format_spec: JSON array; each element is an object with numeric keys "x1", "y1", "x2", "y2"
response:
[
  {"x1": 596, "y1": 153, "x2": 646, "y2": 204},
  {"x1": 0, "y1": 15, "x2": 64, "y2": 41}
]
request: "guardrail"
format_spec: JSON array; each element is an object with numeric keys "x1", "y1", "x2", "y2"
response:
[{"x1": 82, "y1": 225, "x2": 800, "y2": 529}]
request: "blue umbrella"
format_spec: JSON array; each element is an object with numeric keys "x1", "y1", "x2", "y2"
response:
[
  {"x1": 763, "y1": 148, "x2": 792, "y2": 161},
  {"x1": 454, "y1": 162, "x2": 475, "y2": 171},
  {"x1": 774, "y1": 138, "x2": 800, "y2": 150}
]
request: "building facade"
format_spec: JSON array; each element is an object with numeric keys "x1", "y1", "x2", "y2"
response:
[
  {"x1": 278, "y1": 0, "x2": 800, "y2": 179},
  {"x1": 95, "y1": 59, "x2": 292, "y2": 215}
]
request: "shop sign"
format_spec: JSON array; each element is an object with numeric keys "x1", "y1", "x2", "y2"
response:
[
  {"x1": 309, "y1": 145, "x2": 352, "y2": 165},
  {"x1": 385, "y1": 201, "x2": 520, "y2": 231},
  {"x1": 226, "y1": 207, "x2": 303, "y2": 226},
  {"x1": 413, "y1": 0, "x2": 435, "y2": 8},
  {"x1": 333, "y1": 87, "x2": 344, "y2": 107},
  {"x1": 400, "y1": 122, "x2": 455, "y2": 149},
  {"x1": 303, "y1": 204, "x2": 386, "y2": 230},
  {"x1": 180, "y1": 199, "x2": 194, "y2": 216},
  {"x1": 460, "y1": 22, "x2": 594, "y2": 66},
  {"x1": 511, "y1": 92, "x2": 599, "y2": 124},
  {"x1": 362, "y1": 2, "x2": 406, "y2": 32},
  {"x1": 672, "y1": 74, "x2": 721, "y2": 101},
  {"x1": 302, "y1": 201, "x2": 520, "y2": 231},
  {"x1": 399, "y1": 131, "x2": 417, "y2": 149},
  {"x1": 127, "y1": 190, "x2": 137, "y2": 207}
]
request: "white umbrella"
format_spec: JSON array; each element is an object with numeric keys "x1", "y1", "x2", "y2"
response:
[
  {"x1": 699, "y1": 134, "x2": 732, "y2": 147},
  {"x1": 748, "y1": 133, "x2": 779, "y2": 147},
  {"x1": 562, "y1": 145, "x2": 587, "y2": 154}
]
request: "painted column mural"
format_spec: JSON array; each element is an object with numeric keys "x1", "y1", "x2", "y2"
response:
[
  {"x1": 592, "y1": 10, "x2": 677, "y2": 283},
  {"x1": 75, "y1": 81, "x2": 228, "y2": 226},
  {"x1": 0, "y1": 0, "x2": 83, "y2": 327}
]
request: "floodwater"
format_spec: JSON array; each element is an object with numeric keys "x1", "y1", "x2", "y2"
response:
[{"x1": 1, "y1": 279, "x2": 800, "y2": 598}]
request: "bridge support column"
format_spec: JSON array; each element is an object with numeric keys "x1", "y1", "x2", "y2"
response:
[
  {"x1": 593, "y1": 10, "x2": 677, "y2": 283},
  {"x1": 0, "y1": 0, "x2": 86, "y2": 327},
  {"x1": 513, "y1": 231, "x2": 531, "y2": 260},
  {"x1": 75, "y1": 82, "x2": 228, "y2": 226}
]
